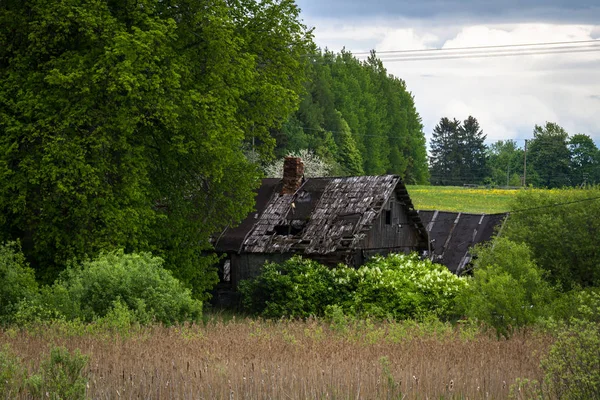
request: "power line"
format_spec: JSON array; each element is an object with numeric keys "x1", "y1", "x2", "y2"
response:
[
  {"x1": 349, "y1": 39, "x2": 600, "y2": 56},
  {"x1": 369, "y1": 47, "x2": 600, "y2": 63}
]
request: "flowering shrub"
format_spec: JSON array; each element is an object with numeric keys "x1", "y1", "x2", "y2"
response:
[
  {"x1": 239, "y1": 254, "x2": 467, "y2": 320},
  {"x1": 352, "y1": 253, "x2": 467, "y2": 319}
]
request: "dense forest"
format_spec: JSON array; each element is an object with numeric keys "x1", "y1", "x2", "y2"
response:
[{"x1": 272, "y1": 51, "x2": 429, "y2": 184}]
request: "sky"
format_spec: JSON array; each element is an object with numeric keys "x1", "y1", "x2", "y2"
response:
[{"x1": 295, "y1": 0, "x2": 600, "y2": 147}]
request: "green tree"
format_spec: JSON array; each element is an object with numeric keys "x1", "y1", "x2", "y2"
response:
[
  {"x1": 279, "y1": 49, "x2": 429, "y2": 182},
  {"x1": 335, "y1": 115, "x2": 364, "y2": 176},
  {"x1": 528, "y1": 122, "x2": 571, "y2": 188},
  {"x1": 429, "y1": 117, "x2": 462, "y2": 185},
  {"x1": 455, "y1": 238, "x2": 553, "y2": 337},
  {"x1": 430, "y1": 116, "x2": 489, "y2": 185},
  {"x1": 0, "y1": 242, "x2": 39, "y2": 324},
  {"x1": 461, "y1": 116, "x2": 489, "y2": 184},
  {"x1": 0, "y1": 1, "x2": 312, "y2": 296},
  {"x1": 487, "y1": 140, "x2": 525, "y2": 186},
  {"x1": 569, "y1": 133, "x2": 600, "y2": 185}
]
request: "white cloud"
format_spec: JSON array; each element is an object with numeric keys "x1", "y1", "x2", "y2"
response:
[{"x1": 306, "y1": 18, "x2": 600, "y2": 145}]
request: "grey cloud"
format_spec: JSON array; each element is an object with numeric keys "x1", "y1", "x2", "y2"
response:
[{"x1": 297, "y1": 0, "x2": 600, "y2": 24}]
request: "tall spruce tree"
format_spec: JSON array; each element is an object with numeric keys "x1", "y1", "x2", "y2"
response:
[
  {"x1": 430, "y1": 116, "x2": 489, "y2": 185},
  {"x1": 461, "y1": 116, "x2": 489, "y2": 184},
  {"x1": 429, "y1": 117, "x2": 462, "y2": 185}
]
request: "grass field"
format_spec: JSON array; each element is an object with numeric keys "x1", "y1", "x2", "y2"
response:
[
  {"x1": 1, "y1": 319, "x2": 550, "y2": 399},
  {"x1": 407, "y1": 185, "x2": 523, "y2": 214}
]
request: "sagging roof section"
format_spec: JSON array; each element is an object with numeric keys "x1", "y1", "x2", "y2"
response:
[
  {"x1": 215, "y1": 175, "x2": 426, "y2": 256},
  {"x1": 244, "y1": 175, "x2": 398, "y2": 254},
  {"x1": 418, "y1": 210, "x2": 508, "y2": 274}
]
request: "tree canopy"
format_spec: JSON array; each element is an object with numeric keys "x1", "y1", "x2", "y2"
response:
[
  {"x1": 275, "y1": 50, "x2": 429, "y2": 183},
  {"x1": 429, "y1": 116, "x2": 487, "y2": 185},
  {"x1": 0, "y1": 0, "x2": 313, "y2": 296}
]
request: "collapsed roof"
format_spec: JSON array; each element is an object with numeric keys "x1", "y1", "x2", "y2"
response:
[{"x1": 214, "y1": 175, "x2": 428, "y2": 257}]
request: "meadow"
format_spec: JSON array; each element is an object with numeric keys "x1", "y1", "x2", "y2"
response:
[
  {"x1": 406, "y1": 185, "x2": 522, "y2": 214},
  {"x1": 1, "y1": 318, "x2": 550, "y2": 399}
]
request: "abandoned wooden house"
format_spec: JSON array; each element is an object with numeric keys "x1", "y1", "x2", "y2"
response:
[
  {"x1": 213, "y1": 157, "x2": 429, "y2": 288},
  {"x1": 418, "y1": 211, "x2": 508, "y2": 275}
]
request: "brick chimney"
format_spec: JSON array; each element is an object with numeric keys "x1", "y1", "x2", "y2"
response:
[{"x1": 281, "y1": 157, "x2": 304, "y2": 194}]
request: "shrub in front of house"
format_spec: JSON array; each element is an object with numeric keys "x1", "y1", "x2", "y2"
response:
[
  {"x1": 455, "y1": 237, "x2": 554, "y2": 337},
  {"x1": 351, "y1": 253, "x2": 467, "y2": 320},
  {"x1": 239, "y1": 254, "x2": 466, "y2": 320},
  {"x1": 238, "y1": 256, "x2": 339, "y2": 318},
  {"x1": 43, "y1": 250, "x2": 202, "y2": 325}
]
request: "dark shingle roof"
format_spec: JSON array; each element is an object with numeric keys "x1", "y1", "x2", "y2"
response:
[{"x1": 417, "y1": 210, "x2": 508, "y2": 273}]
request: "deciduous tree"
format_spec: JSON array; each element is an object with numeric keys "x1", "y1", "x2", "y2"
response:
[{"x1": 0, "y1": 0, "x2": 313, "y2": 297}]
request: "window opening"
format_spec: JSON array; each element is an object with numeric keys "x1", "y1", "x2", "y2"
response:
[{"x1": 385, "y1": 210, "x2": 392, "y2": 225}]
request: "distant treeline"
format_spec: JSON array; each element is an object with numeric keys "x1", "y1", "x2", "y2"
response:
[{"x1": 429, "y1": 119, "x2": 600, "y2": 188}]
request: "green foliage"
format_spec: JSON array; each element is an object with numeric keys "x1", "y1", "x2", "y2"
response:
[
  {"x1": 239, "y1": 254, "x2": 466, "y2": 320},
  {"x1": 0, "y1": 0, "x2": 312, "y2": 297},
  {"x1": 0, "y1": 344, "x2": 26, "y2": 398},
  {"x1": 429, "y1": 116, "x2": 488, "y2": 185},
  {"x1": 504, "y1": 186, "x2": 600, "y2": 289},
  {"x1": 45, "y1": 250, "x2": 202, "y2": 325},
  {"x1": 1, "y1": 345, "x2": 88, "y2": 400},
  {"x1": 569, "y1": 133, "x2": 600, "y2": 185},
  {"x1": 277, "y1": 50, "x2": 429, "y2": 182},
  {"x1": 26, "y1": 347, "x2": 89, "y2": 400},
  {"x1": 0, "y1": 242, "x2": 40, "y2": 325},
  {"x1": 455, "y1": 238, "x2": 553, "y2": 337},
  {"x1": 487, "y1": 140, "x2": 525, "y2": 187},
  {"x1": 541, "y1": 294, "x2": 600, "y2": 399},
  {"x1": 528, "y1": 122, "x2": 571, "y2": 188},
  {"x1": 239, "y1": 256, "x2": 336, "y2": 318},
  {"x1": 352, "y1": 253, "x2": 467, "y2": 320}
]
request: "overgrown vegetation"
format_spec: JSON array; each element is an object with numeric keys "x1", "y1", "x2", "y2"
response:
[
  {"x1": 455, "y1": 238, "x2": 553, "y2": 337},
  {"x1": 0, "y1": 242, "x2": 40, "y2": 325},
  {"x1": 0, "y1": 345, "x2": 88, "y2": 399},
  {"x1": 239, "y1": 253, "x2": 465, "y2": 320},
  {"x1": 503, "y1": 186, "x2": 600, "y2": 289},
  {"x1": 0, "y1": 319, "x2": 549, "y2": 399},
  {"x1": 0, "y1": 245, "x2": 201, "y2": 327}
]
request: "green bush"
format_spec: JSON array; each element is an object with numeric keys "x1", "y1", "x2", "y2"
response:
[
  {"x1": 45, "y1": 250, "x2": 202, "y2": 325},
  {"x1": 26, "y1": 346, "x2": 89, "y2": 400},
  {"x1": 538, "y1": 294, "x2": 600, "y2": 399},
  {"x1": 455, "y1": 238, "x2": 554, "y2": 337},
  {"x1": 239, "y1": 256, "x2": 338, "y2": 318},
  {"x1": 0, "y1": 241, "x2": 40, "y2": 325},
  {"x1": 239, "y1": 254, "x2": 466, "y2": 320},
  {"x1": 352, "y1": 253, "x2": 466, "y2": 319},
  {"x1": 0, "y1": 344, "x2": 26, "y2": 397},
  {"x1": 504, "y1": 187, "x2": 600, "y2": 290}
]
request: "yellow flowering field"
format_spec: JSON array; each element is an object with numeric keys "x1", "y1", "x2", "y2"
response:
[{"x1": 406, "y1": 185, "x2": 523, "y2": 214}]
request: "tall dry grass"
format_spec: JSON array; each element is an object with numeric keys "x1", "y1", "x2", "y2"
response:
[{"x1": 1, "y1": 318, "x2": 552, "y2": 399}]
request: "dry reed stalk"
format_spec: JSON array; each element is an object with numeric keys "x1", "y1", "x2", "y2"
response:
[{"x1": 0, "y1": 319, "x2": 552, "y2": 399}]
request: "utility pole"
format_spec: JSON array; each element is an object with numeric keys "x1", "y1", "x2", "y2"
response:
[
  {"x1": 507, "y1": 162, "x2": 510, "y2": 187},
  {"x1": 523, "y1": 139, "x2": 527, "y2": 187}
]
